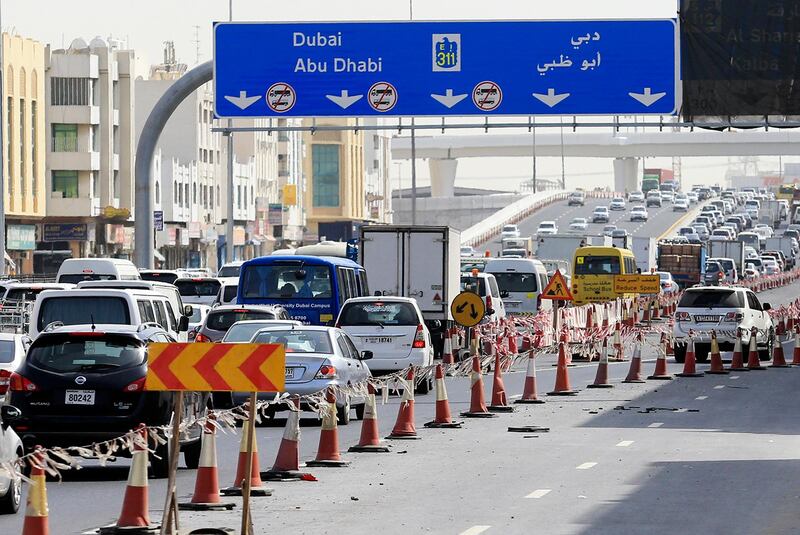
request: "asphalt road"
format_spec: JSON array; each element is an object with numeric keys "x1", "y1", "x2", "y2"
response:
[
  {"x1": 478, "y1": 195, "x2": 694, "y2": 254},
  {"x1": 2, "y1": 281, "x2": 799, "y2": 534}
]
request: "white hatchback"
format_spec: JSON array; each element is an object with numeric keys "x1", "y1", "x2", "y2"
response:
[{"x1": 336, "y1": 297, "x2": 434, "y2": 389}]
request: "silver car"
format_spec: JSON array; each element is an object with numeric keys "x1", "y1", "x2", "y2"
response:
[
  {"x1": 221, "y1": 319, "x2": 303, "y2": 343},
  {"x1": 234, "y1": 325, "x2": 371, "y2": 425}
]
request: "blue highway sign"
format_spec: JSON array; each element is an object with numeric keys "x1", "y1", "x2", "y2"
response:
[{"x1": 214, "y1": 20, "x2": 678, "y2": 118}]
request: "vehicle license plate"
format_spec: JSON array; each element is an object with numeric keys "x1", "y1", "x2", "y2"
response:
[
  {"x1": 65, "y1": 390, "x2": 95, "y2": 405},
  {"x1": 365, "y1": 337, "x2": 393, "y2": 344}
]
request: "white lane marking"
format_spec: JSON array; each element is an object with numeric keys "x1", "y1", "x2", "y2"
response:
[
  {"x1": 459, "y1": 526, "x2": 491, "y2": 535},
  {"x1": 576, "y1": 462, "x2": 597, "y2": 470},
  {"x1": 675, "y1": 408, "x2": 689, "y2": 413},
  {"x1": 648, "y1": 422, "x2": 664, "y2": 428},
  {"x1": 616, "y1": 440, "x2": 634, "y2": 447},
  {"x1": 509, "y1": 393, "x2": 522, "y2": 399},
  {"x1": 713, "y1": 385, "x2": 725, "y2": 389},
  {"x1": 729, "y1": 375, "x2": 740, "y2": 380},
  {"x1": 525, "y1": 489, "x2": 552, "y2": 499},
  {"x1": 695, "y1": 395, "x2": 708, "y2": 400}
]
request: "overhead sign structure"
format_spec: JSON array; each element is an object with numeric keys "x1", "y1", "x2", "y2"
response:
[
  {"x1": 214, "y1": 20, "x2": 678, "y2": 118},
  {"x1": 613, "y1": 274, "x2": 661, "y2": 294},
  {"x1": 451, "y1": 291, "x2": 486, "y2": 327},
  {"x1": 541, "y1": 270, "x2": 574, "y2": 301},
  {"x1": 145, "y1": 343, "x2": 286, "y2": 392}
]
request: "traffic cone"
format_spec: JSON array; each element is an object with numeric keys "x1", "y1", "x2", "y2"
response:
[
  {"x1": 787, "y1": 315, "x2": 795, "y2": 333},
  {"x1": 729, "y1": 329, "x2": 749, "y2": 372},
  {"x1": 515, "y1": 352, "x2": 545, "y2": 404},
  {"x1": 652, "y1": 299, "x2": 661, "y2": 320},
  {"x1": 641, "y1": 301, "x2": 651, "y2": 323},
  {"x1": 792, "y1": 326, "x2": 800, "y2": 366},
  {"x1": 462, "y1": 355, "x2": 498, "y2": 416},
  {"x1": 746, "y1": 328, "x2": 766, "y2": 370},
  {"x1": 587, "y1": 342, "x2": 613, "y2": 388},
  {"x1": 676, "y1": 336, "x2": 703, "y2": 377},
  {"x1": 648, "y1": 333, "x2": 673, "y2": 380},
  {"x1": 22, "y1": 447, "x2": 49, "y2": 535},
  {"x1": 508, "y1": 329, "x2": 518, "y2": 356},
  {"x1": 489, "y1": 353, "x2": 515, "y2": 412},
  {"x1": 705, "y1": 331, "x2": 729, "y2": 375},
  {"x1": 109, "y1": 425, "x2": 158, "y2": 532},
  {"x1": 425, "y1": 364, "x2": 463, "y2": 428},
  {"x1": 665, "y1": 334, "x2": 674, "y2": 358},
  {"x1": 610, "y1": 322, "x2": 625, "y2": 361},
  {"x1": 585, "y1": 306, "x2": 594, "y2": 331},
  {"x1": 548, "y1": 337, "x2": 578, "y2": 395},
  {"x1": 221, "y1": 411, "x2": 273, "y2": 496},
  {"x1": 776, "y1": 316, "x2": 786, "y2": 337},
  {"x1": 307, "y1": 387, "x2": 353, "y2": 464},
  {"x1": 442, "y1": 330, "x2": 455, "y2": 365},
  {"x1": 470, "y1": 328, "x2": 480, "y2": 358},
  {"x1": 350, "y1": 383, "x2": 391, "y2": 452},
  {"x1": 179, "y1": 413, "x2": 236, "y2": 510},
  {"x1": 623, "y1": 333, "x2": 645, "y2": 383},
  {"x1": 769, "y1": 336, "x2": 790, "y2": 368},
  {"x1": 386, "y1": 368, "x2": 422, "y2": 439},
  {"x1": 262, "y1": 397, "x2": 317, "y2": 480}
]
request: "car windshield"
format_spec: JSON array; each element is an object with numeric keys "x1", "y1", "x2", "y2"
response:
[
  {"x1": 5, "y1": 288, "x2": 49, "y2": 301},
  {"x1": 241, "y1": 264, "x2": 332, "y2": 299},
  {"x1": 502, "y1": 226, "x2": 517, "y2": 232},
  {"x1": 222, "y1": 285, "x2": 238, "y2": 302},
  {"x1": 0, "y1": 340, "x2": 15, "y2": 363},
  {"x1": 538, "y1": 223, "x2": 555, "y2": 229},
  {"x1": 571, "y1": 218, "x2": 585, "y2": 224},
  {"x1": 224, "y1": 321, "x2": 296, "y2": 342},
  {"x1": 460, "y1": 276, "x2": 486, "y2": 296},
  {"x1": 27, "y1": 335, "x2": 145, "y2": 373},
  {"x1": 58, "y1": 273, "x2": 116, "y2": 284},
  {"x1": 175, "y1": 279, "x2": 221, "y2": 297},
  {"x1": 218, "y1": 265, "x2": 241, "y2": 278},
  {"x1": 206, "y1": 310, "x2": 277, "y2": 331},
  {"x1": 679, "y1": 290, "x2": 744, "y2": 308},
  {"x1": 490, "y1": 272, "x2": 538, "y2": 293},
  {"x1": 252, "y1": 329, "x2": 333, "y2": 353},
  {"x1": 37, "y1": 296, "x2": 131, "y2": 331},
  {"x1": 188, "y1": 307, "x2": 204, "y2": 322},
  {"x1": 704, "y1": 262, "x2": 722, "y2": 273},
  {"x1": 140, "y1": 272, "x2": 179, "y2": 284},
  {"x1": 339, "y1": 301, "x2": 419, "y2": 326},
  {"x1": 658, "y1": 273, "x2": 670, "y2": 281},
  {"x1": 575, "y1": 256, "x2": 620, "y2": 275}
]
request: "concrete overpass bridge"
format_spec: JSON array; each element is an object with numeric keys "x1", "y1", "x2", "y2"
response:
[{"x1": 391, "y1": 129, "x2": 800, "y2": 196}]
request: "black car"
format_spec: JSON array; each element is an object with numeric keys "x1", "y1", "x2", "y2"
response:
[{"x1": 6, "y1": 323, "x2": 208, "y2": 477}]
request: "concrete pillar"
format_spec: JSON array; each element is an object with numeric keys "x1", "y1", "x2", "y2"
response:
[
  {"x1": 429, "y1": 158, "x2": 458, "y2": 197},
  {"x1": 613, "y1": 157, "x2": 639, "y2": 194}
]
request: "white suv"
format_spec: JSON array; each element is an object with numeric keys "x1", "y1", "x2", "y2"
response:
[{"x1": 673, "y1": 286, "x2": 773, "y2": 363}]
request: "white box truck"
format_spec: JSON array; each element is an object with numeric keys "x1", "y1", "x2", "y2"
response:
[
  {"x1": 359, "y1": 225, "x2": 461, "y2": 358},
  {"x1": 535, "y1": 235, "x2": 611, "y2": 263},
  {"x1": 764, "y1": 237, "x2": 796, "y2": 269},
  {"x1": 707, "y1": 240, "x2": 746, "y2": 272}
]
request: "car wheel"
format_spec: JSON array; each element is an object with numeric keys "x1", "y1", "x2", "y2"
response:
[
  {"x1": 183, "y1": 437, "x2": 202, "y2": 470},
  {"x1": 355, "y1": 403, "x2": 365, "y2": 420},
  {"x1": 759, "y1": 330, "x2": 774, "y2": 361},
  {"x1": 0, "y1": 466, "x2": 21, "y2": 514},
  {"x1": 336, "y1": 397, "x2": 351, "y2": 426},
  {"x1": 151, "y1": 441, "x2": 170, "y2": 479},
  {"x1": 695, "y1": 347, "x2": 709, "y2": 363},
  {"x1": 674, "y1": 344, "x2": 686, "y2": 363},
  {"x1": 415, "y1": 376, "x2": 433, "y2": 395}
]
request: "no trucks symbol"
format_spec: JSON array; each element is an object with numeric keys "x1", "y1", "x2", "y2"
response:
[
  {"x1": 266, "y1": 82, "x2": 296, "y2": 113},
  {"x1": 368, "y1": 81, "x2": 398, "y2": 112},
  {"x1": 472, "y1": 80, "x2": 502, "y2": 111}
]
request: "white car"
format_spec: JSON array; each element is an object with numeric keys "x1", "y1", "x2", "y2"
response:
[
  {"x1": 460, "y1": 245, "x2": 476, "y2": 257},
  {"x1": 673, "y1": 286, "x2": 773, "y2": 363},
  {"x1": 709, "y1": 229, "x2": 734, "y2": 241},
  {"x1": 222, "y1": 319, "x2": 303, "y2": 343},
  {"x1": 610, "y1": 197, "x2": 626, "y2": 211},
  {"x1": 686, "y1": 191, "x2": 699, "y2": 203},
  {"x1": 754, "y1": 224, "x2": 773, "y2": 239},
  {"x1": 673, "y1": 198, "x2": 689, "y2": 212},
  {"x1": 460, "y1": 272, "x2": 507, "y2": 323},
  {"x1": 536, "y1": 221, "x2": 559, "y2": 236},
  {"x1": 661, "y1": 190, "x2": 675, "y2": 202},
  {"x1": 569, "y1": 217, "x2": 588, "y2": 232},
  {"x1": 656, "y1": 271, "x2": 679, "y2": 294},
  {"x1": 602, "y1": 224, "x2": 617, "y2": 237},
  {"x1": 187, "y1": 304, "x2": 211, "y2": 341},
  {"x1": 336, "y1": 297, "x2": 434, "y2": 389},
  {"x1": 630, "y1": 206, "x2": 649, "y2": 221},
  {"x1": 592, "y1": 206, "x2": 610, "y2": 223},
  {"x1": 761, "y1": 257, "x2": 780, "y2": 275},
  {"x1": 628, "y1": 191, "x2": 645, "y2": 202},
  {"x1": 501, "y1": 224, "x2": 521, "y2": 239}
]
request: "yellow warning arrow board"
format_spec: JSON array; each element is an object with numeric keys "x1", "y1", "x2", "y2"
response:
[
  {"x1": 450, "y1": 291, "x2": 486, "y2": 327},
  {"x1": 540, "y1": 269, "x2": 574, "y2": 301},
  {"x1": 613, "y1": 274, "x2": 661, "y2": 294}
]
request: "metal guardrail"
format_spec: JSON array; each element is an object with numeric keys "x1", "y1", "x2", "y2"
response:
[{"x1": 0, "y1": 300, "x2": 32, "y2": 333}]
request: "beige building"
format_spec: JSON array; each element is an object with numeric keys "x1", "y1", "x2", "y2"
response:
[
  {"x1": 2, "y1": 33, "x2": 46, "y2": 274},
  {"x1": 302, "y1": 118, "x2": 365, "y2": 238}
]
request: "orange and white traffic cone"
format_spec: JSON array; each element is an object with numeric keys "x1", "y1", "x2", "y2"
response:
[
  {"x1": 110, "y1": 425, "x2": 157, "y2": 531},
  {"x1": 386, "y1": 368, "x2": 422, "y2": 439},
  {"x1": 705, "y1": 331, "x2": 729, "y2": 375},
  {"x1": 515, "y1": 351, "x2": 545, "y2": 404},
  {"x1": 665, "y1": 333, "x2": 674, "y2": 358},
  {"x1": 350, "y1": 383, "x2": 391, "y2": 452},
  {"x1": 307, "y1": 387, "x2": 353, "y2": 464},
  {"x1": 676, "y1": 335, "x2": 703, "y2": 377},
  {"x1": 548, "y1": 337, "x2": 578, "y2": 396},
  {"x1": 488, "y1": 352, "x2": 515, "y2": 412},
  {"x1": 442, "y1": 329, "x2": 455, "y2": 365},
  {"x1": 729, "y1": 329, "x2": 749, "y2": 372},
  {"x1": 425, "y1": 364, "x2": 463, "y2": 428},
  {"x1": 792, "y1": 326, "x2": 800, "y2": 366},
  {"x1": 22, "y1": 447, "x2": 48, "y2": 535},
  {"x1": 769, "y1": 335, "x2": 790, "y2": 368},
  {"x1": 610, "y1": 322, "x2": 625, "y2": 361},
  {"x1": 179, "y1": 413, "x2": 236, "y2": 510},
  {"x1": 221, "y1": 412, "x2": 273, "y2": 496},
  {"x1": 746, "y1": 327, "x2": 766, "y2": 370},
  {"x1": 587, "y1": 341, "x2": 613, "y2": 388},
  {"x1": 648, "y1": 333, "x2": 673, "y2": 380},
  {"x1": 263, "y1": 397, "x2": 317, "y2": 480},
  {"x1": 623, "y1": 332, "x2": 645, "y2": 383},
  {"x1": 462, "y1": 355, "x2": 499, "y2": 416}
]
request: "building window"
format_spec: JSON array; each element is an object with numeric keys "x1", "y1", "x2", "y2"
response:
[
  {"x1": 113, "y1": 126, "x2": 119, "y2": 154},
  {"x1": 91, "y1": 171, "x2": 99, "y2": 197},
  {"x1": 216, "y1": 185, "x2": 219, "y2": 207},
  {"x1": 184, "y1": 184, "x2": 189, "y2": 207},
  {"x1": 31, "y1": 101, "x2": 37, "y2": 197},
  {"x1": 155, "y1": 181, "x2": 160, "y2": 204},
  {"x1": 6, "y1": 97, "x2": 13, "y2": 196},
  {"x1": 312, "y1": 144, "x2": 340, "y2": 207},
  {"x1": 237, "y1": 185, "x2": 242, "y2": 209},
  {"x1": 19, "y1": 100, "x2": 25, "y2": 197},
  {"x1": 52, "y1": 170, "x2": 78, "y2": 198},
  {"x1": 193, "y1": 183, "x2": 197, "y2": 204},
  {"x1": 173, "y1": 181, "x2": 178, "y2": 202},
  {"x1": 203, "y1": 185, "x2": 208, "y2": 208},
  {"x1": 209, "y1": 150, "x2": 214, "y2": 164},
  {"x1": 50, "y1": 77, "x2": 90, "y2": 105},
  {"x1": 113, "y1": 171, "x2": 119, "y2": 200},
  {"x1": 91, "y1": 124, "x2": 99, "y2": 151},
  {"x1": 243, "y1": 186, "x2": 248, "y2": 208},
  {"x1": 211, "y1": 186, "x2": 215, "y2": 208},
  {"x1": 52, "y1": 124, "x2": 78, "y2": 152},
  {"x1": 178, "y1": 182, "x2": 183, "y2": 205}
]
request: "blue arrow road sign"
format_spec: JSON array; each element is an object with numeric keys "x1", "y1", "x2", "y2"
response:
[{"x1": 214, "y1": 20, "x2": 678, "y2": 118}]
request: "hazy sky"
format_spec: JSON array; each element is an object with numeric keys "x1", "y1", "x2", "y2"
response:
[{"x1": 3, "y1": 0, "x2": 789, "y2": 191}]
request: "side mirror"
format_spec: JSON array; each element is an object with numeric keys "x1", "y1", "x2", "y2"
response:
[
  {"x1": 1, "y1": 405, "x2": 21, "y2": 429},
  {"x1": 178, "y1": 316, "x2": 190, "y2": 332},
  {"x1": 500, "y1": 290, "x2": 509, "y2": 298},
  {"x1": 184, "y1": 305, "x2": 193, "y2": 316},
  {"x1": 360, "y1": 350, "x2": 373, "y2": 360},
  {"x1": 762, "y1": 302, "x2": 771, "y2": 311},
  {"x1": 486, "y1": 308, "x2": 495, "y2": 316}
]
